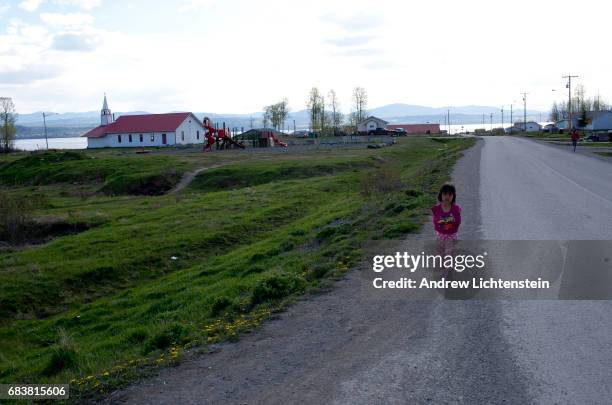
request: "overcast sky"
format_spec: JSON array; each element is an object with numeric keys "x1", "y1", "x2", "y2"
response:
[{"x1": 1, "y1": 0, "x2": 610, "y2": 114}]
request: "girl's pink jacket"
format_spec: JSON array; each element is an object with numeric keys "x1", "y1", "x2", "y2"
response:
[{"x1": 431, "y1": 203, "x2": 462, "y2": 234}]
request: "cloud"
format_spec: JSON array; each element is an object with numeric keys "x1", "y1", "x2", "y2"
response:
[
  {"x1": 19, "y1": 0, "x2": 44, "y2": 12},
  {"x1": 52, "y1": 32, "x2": 100, "y2": 51},
  {"x1": 178, "y1": 0, "x2": 215, "y2": 13},
  {"x1": 53, "y1": 0, "x2": 102, "y2": 10},
  {"x1": 335, "y1": 47, "x2": 382, "y2": 57},
  {"x1": 0, "y1": 64, "x2": 60, "y2": 84},
  {"x1": 321, "y1": 11, "x2": 383, "y2": 33},
  {"x1": 325, "y1": 35, "x2": 374, "y2": 48},
  {"x1": 40, "y1": 12, "x2": 94, "y2": 28},
  {"x1": 362, "y1": 60, "x2": 397, "y2": 70}
]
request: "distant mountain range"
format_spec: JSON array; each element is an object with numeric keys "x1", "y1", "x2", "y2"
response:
[{"x1": 15, "y1": 103, "x2": 548, "y2": 138}]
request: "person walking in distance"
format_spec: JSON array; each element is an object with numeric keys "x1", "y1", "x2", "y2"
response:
[{"x1": 571, "y1": 129, "x2": 580, "y2": 152}]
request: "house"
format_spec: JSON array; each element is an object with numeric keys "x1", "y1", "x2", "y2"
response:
[
  {"x1": 386, "y1": 123, "x2": 441, "y2": 134},
  {"x1": 82, "y1": 95, "x2": 205, "y2": 148},
  {"x1": 555, "y1": 117, "x2": 578, "y2": 131},
  {"x1": 511, "y1": 121, "x2": 542, "y2": 132},
  {"x1": 542, "y1": 123, "x2": 559, "y2": 133},
  {"x1": 579, "y1": 111, "x2": 612, "y2": 140},
  {"x1": 357, "y1": 116, "x2": 389, "y2": 133}
]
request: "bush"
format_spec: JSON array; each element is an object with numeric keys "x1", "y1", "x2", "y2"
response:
[
  {"x1": 143, "y1": 323, "x2": 186, "y2": 354},
  {"x1": 210, "y1": 296, "x2": 234, "y2": 316},
  {"x1": 250, "y1": 274, "x2": 305, "y2": 306},
  {"x1": 360, "y1": 165, "x2": 402, "y2": 196},
  {"x1": 0, "y1": 191, "x2": 48, "y2": 244}
]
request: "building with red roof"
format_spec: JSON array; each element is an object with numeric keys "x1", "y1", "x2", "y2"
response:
[{"x1": 82, "y1": 95, "x2": 205, "y2": 148}]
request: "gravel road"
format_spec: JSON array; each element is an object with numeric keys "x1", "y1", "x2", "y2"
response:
[{"x1": 106, "y1": 136, "x2": 612, "y2": 404}]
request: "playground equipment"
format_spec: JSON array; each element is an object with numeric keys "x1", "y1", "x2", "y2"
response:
[
  {"x1": 202, "y1": 117, "x2": 245, "y2": 152},
  {"x1": 234, "y1": 129, "x2": 288, "y2": 148}
]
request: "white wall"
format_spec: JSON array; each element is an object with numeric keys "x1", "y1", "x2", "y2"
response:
[
  {"x1": 87, "y1": 132, "x2": 176, "y2": 148},
  {"x1": 357, "y1": 119, "x2": 385, "y2": 132},
  {"x1": 175, "y1": 114, "x2": 205, "y2": 145}
]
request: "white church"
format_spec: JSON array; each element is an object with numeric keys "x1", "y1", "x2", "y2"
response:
[{"x1": 82, "y1": 95, "x2": 206, "y2": 148}]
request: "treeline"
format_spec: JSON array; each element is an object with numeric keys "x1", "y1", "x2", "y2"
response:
[
  {"x1": 263, "y1": 87, "x2": 369, "y2": 135},
  {"x1": 550, "y1": 85, "x2": 609, "y2": 122}
]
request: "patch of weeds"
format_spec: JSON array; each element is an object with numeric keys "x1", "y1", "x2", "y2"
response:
[
  {"x1": 125, "y1": 329, "x2": 148, "y2": 344},
  {"x1": 250, "y1": 274, "x2": 306, "y2": 306},
  {"x1": 142, "y1": 324, "x2": 187, "y2": 354},
  {"x1": 41, "y1": 327, "x2": 77, "y2": 376}
]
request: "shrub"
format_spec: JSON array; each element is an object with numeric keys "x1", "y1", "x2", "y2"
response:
[
  {"x1": 0, "y1": 190, "x2": 47, "y2": 244},
  {"x1": 143, "y1": 323, "x2": 186, "y2": 354},
  {"x1": 360, "y1": 165, "x2": 402, "y2": 196},
  {"x1": 250, "y1": 274, "x2": 305, "y2": 306},
  {"x1": 210, "y1": 296, "x2": 234, "y2": 316}
]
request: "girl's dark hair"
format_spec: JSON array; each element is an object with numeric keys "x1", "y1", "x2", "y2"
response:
[{"x1": 437, "y1": 183, "x2": 456, "y2": 203}]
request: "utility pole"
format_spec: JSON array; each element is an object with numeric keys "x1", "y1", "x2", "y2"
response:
[
  {"x1": 562, "y1": 74, "x2": 579, "y2": 131},
  {"x1": 501, "y1": 106, "x2": 504, "y2": 132},
  {"x1": 42, "y1": 112, "x2": 49, "y2": 150},
  {"x1": 510, "y1": 104, "x2": 513, "y2": 131},
  {"x1": 521, "y1": 92, "x2": 528, "y2": 133},
  {"x1": 447, "y1": 109, "x2": 450, "y2": 134},
  {"x1": 490, "y1": 113, "x2": 493, "y2": 132}
]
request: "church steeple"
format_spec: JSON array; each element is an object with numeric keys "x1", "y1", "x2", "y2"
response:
[{"x1": 101, "y1": 93, "x2": 113, "y2": 126}]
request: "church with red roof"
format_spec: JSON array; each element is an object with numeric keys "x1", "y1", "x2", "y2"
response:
[{"x1": 82, "y1": 95, "x2": 205, "y2": 148}]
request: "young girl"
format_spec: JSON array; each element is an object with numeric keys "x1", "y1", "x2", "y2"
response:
[{"x1": 431, "y1": 183, "x2": 461, "y2": 240}]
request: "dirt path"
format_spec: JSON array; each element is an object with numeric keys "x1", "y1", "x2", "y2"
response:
[{"x1": 168, "y1": 165, "x2": 224, "y2": 194}]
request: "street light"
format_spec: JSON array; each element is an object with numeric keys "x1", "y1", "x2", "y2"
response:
[{"x1": 42, "y1": 112, "x2": 58, "y2": 150}]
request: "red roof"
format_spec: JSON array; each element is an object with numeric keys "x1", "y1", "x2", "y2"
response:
[
  {"x1": 82, "y1": 112, "x2": 194, "y2": 138},
  {"x1": 387, "y1": 124, "x2": 440, "y2": 134}
]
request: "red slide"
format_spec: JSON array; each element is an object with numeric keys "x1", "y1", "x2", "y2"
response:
[{"x1": 270, "y1": 133, "x2": 288, "y2": 148}]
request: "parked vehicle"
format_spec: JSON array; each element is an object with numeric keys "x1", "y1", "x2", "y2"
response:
[{"x1": 367, "y1": 127, "x2": 390, "y2": 135}]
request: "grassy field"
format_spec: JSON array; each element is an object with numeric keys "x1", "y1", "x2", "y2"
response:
[{"x1": 0, "y1": 137, "x2": 474, "y2": 400}]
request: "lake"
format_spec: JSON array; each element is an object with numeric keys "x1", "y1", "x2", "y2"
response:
[{"x1": 14, "y1": 137, "x2": 88, "y2": 151}]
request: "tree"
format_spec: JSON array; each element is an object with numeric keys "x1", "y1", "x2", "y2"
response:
[
  {"x1": 549, "y1": 101, "x2": 560, "y2": 122},
  {"x1": 262, "y1": 106, "x2": 271, "y2": 128},
  {"x1": 352, "y1": 87, "x2": 368, "y2": 125},
  {"x1": 306, "y1": 87, "x2": 323, "y2": 133},
  {"x1": 263, "y1": 99, "x2": 291, "y2": 131},
  {"x1": 0, "y1": 97, "x2": 17, "y2": 153},
  {"x1": 327, "y1": 90, "x2": 342, "y2": 135}
]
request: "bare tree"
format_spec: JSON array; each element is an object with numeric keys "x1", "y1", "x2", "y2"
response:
[
  {"x1": 352, "y1": 87, "x2": 368, "y2": 124},
  {"x1": 306, "y1": 87, "x2": 323, "y2": 133},
  {"x1": 262, "y1": 106, "x2": 271, "y2": 128},
  {"x1": 0, "y1": 97, "x2": 17, "y2": 152},
  {"x1": 549, "y1": 101, "x2": 560, "y2": 122},
  {"x1": 327, "y1": 90, "x2": 342, "y2": 135}
]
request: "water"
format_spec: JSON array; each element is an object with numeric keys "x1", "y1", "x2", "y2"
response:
[{"x1": 14, "y1": 137, "x2": 87, "y2": 151}]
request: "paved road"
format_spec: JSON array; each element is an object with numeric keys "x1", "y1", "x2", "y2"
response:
[{"x1": 109, "y1": 136, "x2": 612, "y2": 404}]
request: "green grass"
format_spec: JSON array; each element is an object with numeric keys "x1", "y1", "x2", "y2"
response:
[
  {"x1": 0, "y1": 151, "x2": 193, "y2": 195},
  {"x1": 0, "y1": 137, "x2": 474, "y2": 400},
  {"x1": 578, "y1": 142, "x2": 612, "y2": 147}
]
